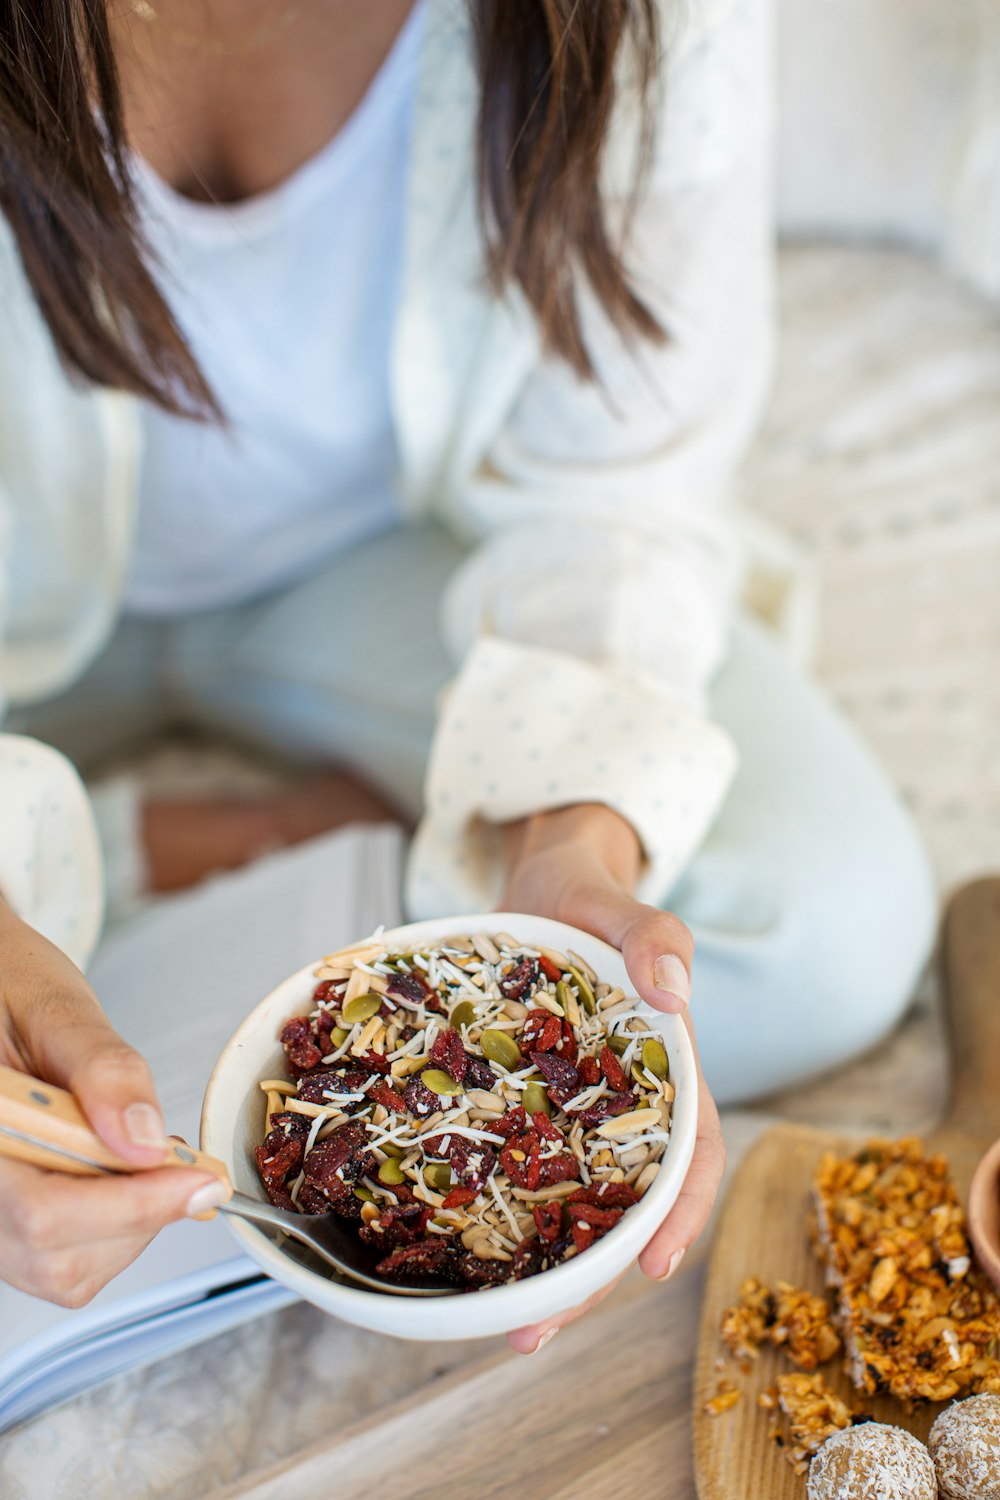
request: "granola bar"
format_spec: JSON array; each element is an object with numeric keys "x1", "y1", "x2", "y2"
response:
[{"x1": 812, "y1": 1136, "x2": 1000, "y2": 1402}]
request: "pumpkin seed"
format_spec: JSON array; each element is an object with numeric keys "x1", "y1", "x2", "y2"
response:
[
  {"x1": 342, "y1": 991, "x2": 382, "y2": 1026},
  {"x1": 329, "y1": 1026, "x2": 350, "y2": 1048},
  {"x1": 554, "y1": 979, "x2": 572, "y2": 1015},
  {"x1": 523, "y1": 1080, "x2": 552, "y2": 1118},
  {"x1": 421, "y1": 1068, "x2": 464, "y2": 1096},
  {"x1": 608, "y1": 1034, "x2": 630, "y2": 1056},
  {"x1": 353, "y1": 1185, "x2": 376, "y2": 1203},
  {"x1": 425, "y1": 1162, "x2": 453, "y2": 1192},
  {"x1": 377, "y1": 1158, "x2": 405, "y2": 1185},
  {"x1": 450, "y1": 1000, "x2": 476, "y2": 1030},
  {"x1": 480, "y1": 1028, "x2": 522, "y2": 1072},
  {"x1": 569, "y1": 967, "x2": 596, "y2": 1015},
  {"x1": 380, "y1": 1141, "x2": 406, "y2": 1159},
  {"x1": 642, "y1": 1037, "x2": 669, "y2": 1080}
]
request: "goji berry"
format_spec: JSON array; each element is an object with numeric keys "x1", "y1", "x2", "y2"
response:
[
  {"x1": 577, "y1": 1056, "x2": 601, "y2": 1087},
  {"x1": 538, "y1": 954, "x2": 562, "y2": 983},
  {"x1": 600, "y1": 1044, "x2": 627, "y2": 1092},
  {"x1": 441, "y1": 1185, "x2": 478, "y2": 1210},
  {"x1": 533, "y1": 1202, "x2": 563, "y2": 1242}
]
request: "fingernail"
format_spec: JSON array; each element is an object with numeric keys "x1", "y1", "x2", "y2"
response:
[
  {"x1": 654, "y1": 1247, "x2": 686, "y2": 1282},
  {"x1": 653, "y1": 954, "x2": 690, "y2": 1007},
  {"x1": 123, "y1": 1102, "x2": 167, "y2": 1149},
  {"x1": 185, "y1": 1181, "x2": 229, "y2": 1218},
  {"x1": 533, "y1": 1328, "x2": 559, "y2": 1353}
]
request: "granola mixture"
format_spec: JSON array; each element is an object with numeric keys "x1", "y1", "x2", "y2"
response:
[
  {"x1": 813, "y1": 1137, "x2": 1000, "y2": 1402},
  {"x1": 721, "y1": 1276, "x2": 842, "y2": 1370},
  {"x1": 759, "y1": 1372, "x2": 855, "y2": 1474},
  {"x1": 254, "y1": 931, "x2": 673, "y2": 1290}
]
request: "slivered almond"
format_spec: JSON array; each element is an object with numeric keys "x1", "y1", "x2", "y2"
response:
[{"x1": 596, "y1": 1108, "x2": 661, "y2": 1139}]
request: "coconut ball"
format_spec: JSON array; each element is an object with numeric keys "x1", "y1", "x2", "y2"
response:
[
  {"x1": 807, "y1": 1423, "x2": 937, "y2": 1500},
  {"x1": 929, "y1": 1393, "x2": 1000, "y2": 1500}
]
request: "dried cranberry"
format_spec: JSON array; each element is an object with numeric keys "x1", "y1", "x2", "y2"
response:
[
  {"x1": 462, "y1": 1052, "x2": 497, "y2": 1091},
  {"x1": 296, "y1": 1068, "x2": 364, "y2": 1105},
  {"x1": 358, "y1": 1049, "x2": 392, "y2": 1075},
  {"x1": 404, "y1": 1076, "x2": 440, "y2": 1118},
  {"x1": 375, "y1": 1241, "x2": 465, "y2": 1282},
  {"x1": 358, "y1": 1201, "x2": 424, "y2": 1251},
  {"x1": 368, "y1": 1081, "x2": 406, "y2": 1113},
  {"x1": 510, "y1": 1235, "x2": 548, "y2": 1280},
  {"x1": 302, "y1": 1122, "x2": 377, "y2": 1215},
  {"x1": 312, "y1": 979, "x2": 341, "y2": 1005},
  {"x1": 450, "y1": 1138, "x2": 496, "y2": 1194},
  {"x1": 600, "y1": 1045, "x2": 628, "y2": 1093},
  {"x1": 457, "y1": 1252, "x2": 510, "y2": 1287},
  {"x1": 387, "y1": 970, "x2": 431, "y2": 1003},
  {"x1": 538, "y1": 954, "x2": 562, "y2": 983},
  {"x1": 535, "y1": 1154, "x2": 581, "y2": 1188},
  {"x1": 280, "y1": 1016, "x2": 322, "y2": 1075},
  {"x1": 422, "y1": 1133, "x2": 450, "y2": 1159},
  {"x1": 255, "y1": 1126, "x2": 305, "y2": 1208},
  {"x1": 576, "y1": 1090, "x2": 636, "y2": 1128},
  {"x1": 567, "y1": 1182, "x2": 640, "y2": 1210},
  {"x1": 577, "y1": 1056, "x2": 601, "y2": 1087},
  {"x1": 530, "y1": 1050, "x2": 581, "y2": 1100},
  {"x1": 533, "y1": 1202, "x2": 563, "y2": 1242},
  {"x1": 499, "y1": 958, "x2": 539, "y2": 1001},
  {"x1": 428, "y1": 1026, "x2": 467, "y2": 1085},
  {"x1": 267, "y1": 1110, "x2": 309, "y2": 1136},
  {"x1": 297, "y1": 1183, "x2": 336, "y2": 1216}
]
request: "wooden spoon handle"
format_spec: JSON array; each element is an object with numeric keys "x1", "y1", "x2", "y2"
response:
[
  {"x1": 941, "y1": 878, "x2": 1000, "y2": 1142},
  {"x1": 0, "y1": 1063, "x2": 232, "y2": 1214}
]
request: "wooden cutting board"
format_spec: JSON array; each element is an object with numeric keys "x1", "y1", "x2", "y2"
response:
[{"x1": 692, "y1": 877, "x2": 1000, "y2": 1497}]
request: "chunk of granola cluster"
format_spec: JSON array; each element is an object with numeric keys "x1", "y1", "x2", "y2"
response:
[
  {"x1": 759, "y1": 1372, "x2": 855, "y2": 1474},
  {"x1": 721, "y1": 1276, "x2": 841, "y2": 1370}
]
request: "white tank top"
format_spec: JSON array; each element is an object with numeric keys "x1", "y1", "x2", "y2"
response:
[{"x1": 124, "y1": 2, "x2": 424, "y2": 616}]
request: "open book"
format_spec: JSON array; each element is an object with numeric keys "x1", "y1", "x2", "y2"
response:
[{"x1": 0, "y1": 822, "x2": 405, "y2": 1433}]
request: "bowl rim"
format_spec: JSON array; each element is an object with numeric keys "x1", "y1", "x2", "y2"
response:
[
  {"x1": 969, "y1": 1136, "x2": 1000, "y2": 1288},
  {"x1": 201, "y1": 912, "x2": 698, "y2": 1331}
]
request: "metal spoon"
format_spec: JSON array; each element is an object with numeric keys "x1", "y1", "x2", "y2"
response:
[
  {"x1": 217, "y1": 1190, "x2": 454, "y2": 1295},
  {"x1": 0, "y1": 1064, "x2": 454, "y2": 1297}
]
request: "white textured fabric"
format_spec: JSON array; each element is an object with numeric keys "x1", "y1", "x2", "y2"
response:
[
  {"x1": 124, "y1": 2, "x2": 422, "y2": 614},
  {"x1": 0, "y1": 0, "x2": 773, "y2": 955},
  {"x1": 410, "y1": 638, "x2": 737, "y2": 913},
  {"x1": 0, "y1": 737, "x2": 102, "y2": 970}
]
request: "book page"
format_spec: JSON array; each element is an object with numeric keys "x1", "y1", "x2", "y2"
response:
[{"x1": 0, "y1": 824, "x2": 404, "y2": 1381}]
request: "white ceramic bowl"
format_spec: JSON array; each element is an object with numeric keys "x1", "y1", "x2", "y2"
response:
[{"x1": 201, "y1": 912, "x2": 697, "y2": 1341}]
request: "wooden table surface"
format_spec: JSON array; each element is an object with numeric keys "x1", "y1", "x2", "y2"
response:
[{"x1": 214, "y1": 1255, "x2": 708, "y2": 1500}]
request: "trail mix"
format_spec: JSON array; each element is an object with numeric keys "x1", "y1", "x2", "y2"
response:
[{"x1": 254, "y1": 931, "x2": 673, "y2": 1290}]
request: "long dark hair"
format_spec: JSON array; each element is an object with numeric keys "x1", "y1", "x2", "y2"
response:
[{"x1": 0, "y1": 1, "x2": 662, "y2": 418}]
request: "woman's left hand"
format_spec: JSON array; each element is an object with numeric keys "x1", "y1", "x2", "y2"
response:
[{"x1": 498, "y1": 802, "x2": 725, "y2": 1355}]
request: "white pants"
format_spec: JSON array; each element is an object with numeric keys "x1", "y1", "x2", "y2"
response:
[{"x1": 15, "y1": 523, "x2": 937, "y2": 1106}]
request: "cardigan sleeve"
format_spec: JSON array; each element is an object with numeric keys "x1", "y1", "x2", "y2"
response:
[
  {"x1": 406, "y1": 0, "x2": 775, "y2": 917},
  {"x1": 0, "y1": 490, "x2": 105, "y2": 971}
]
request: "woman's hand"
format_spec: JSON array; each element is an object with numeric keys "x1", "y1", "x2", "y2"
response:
[
  {"x1": 0, "y1": 901, "x2": 227, "y2": 1306},
  {"x1": 499, "y1": 803, "x2": 725, "y2": 1354}
]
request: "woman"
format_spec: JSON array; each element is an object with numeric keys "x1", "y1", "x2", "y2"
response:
[{"x1": 0, "y1": 0, "x2": 934, "y2": 1352}]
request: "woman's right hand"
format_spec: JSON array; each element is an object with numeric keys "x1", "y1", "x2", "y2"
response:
[{"x1": 0, "y1": 901, "x2": 227, "y2": 1306}]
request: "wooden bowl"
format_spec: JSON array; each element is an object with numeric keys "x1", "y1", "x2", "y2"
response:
[{"x1": 969, "y1": 1136, "x2": 1000, "y2": 1295}]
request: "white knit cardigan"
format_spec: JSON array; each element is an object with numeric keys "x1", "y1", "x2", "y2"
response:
[{"x1": 0, "y1": 0, "x2": 774, "y2": 968}]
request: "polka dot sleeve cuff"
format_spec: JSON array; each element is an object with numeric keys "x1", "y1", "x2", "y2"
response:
[
  {"x1": 0, "y1": 734, "x2": 104, "y2": 971},
  {"x1": 405, "y1": 637, "x2": 738, "y2": 918}
]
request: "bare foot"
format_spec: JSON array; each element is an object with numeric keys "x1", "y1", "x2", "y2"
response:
[{"x1": 143, "y1": 769, "x2": 403, "y2": 892}]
